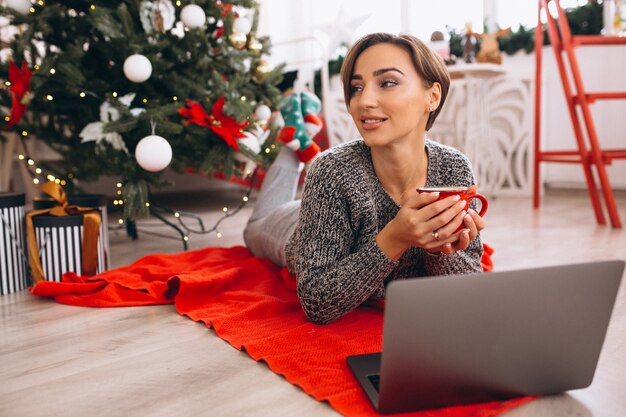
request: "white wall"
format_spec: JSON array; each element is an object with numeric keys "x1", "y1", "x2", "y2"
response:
[
  {"x1": 257, "y1": 0, "x2": 484, "y2": 70},
  {"x1": 258, "y1": 0, "x2": 626, "y2": 191},
  {"x1": 503, "y1": 45, "x2": 626, "y2": 189}
]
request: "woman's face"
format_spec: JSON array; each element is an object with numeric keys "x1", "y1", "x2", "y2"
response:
[{"x1": 348, "y1": 43, "x2": 439, "y2": 148}]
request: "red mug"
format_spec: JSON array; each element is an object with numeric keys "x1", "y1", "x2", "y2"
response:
[{"x1": 416, "y1": 186, "x2": 488, "y2": 230}]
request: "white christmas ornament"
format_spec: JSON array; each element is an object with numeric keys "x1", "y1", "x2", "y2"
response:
[
  {"x1": 80, "y1": 93, "x2": 142, "y2": 154},
  {"x1": 139, "y1": 0, "x2": 175, "y2": 34},
  {"x1": 135, "y1": 135, "x2": 173, "y2": 172},
  {"x1": 238, "y1": 132, "x2": 261, "y2": 153},
  {"x1": 252, "y1": 125, "x2": 271, "y2": 147},
  {"x1": 254, "y1": 105, "x2": 272, "y2": 122},
  {"x1": 180, "y1": 4, "x2": 206, "y2": 29},
  {"x1": 234, "y1": 132, "x2": 262, "y2": 172},
  {"x1": 123, "y1": 54, "x2": 152, "y2": 83},
  {"x1": 6, "y1": 0, "x2": 32, "y2": 15},
  {"x1": 233, "y1": 17, "x2": 252, "y2": 35},
  {"x1": 170, "y1": 21, "x2": 185, "y2": 39}
]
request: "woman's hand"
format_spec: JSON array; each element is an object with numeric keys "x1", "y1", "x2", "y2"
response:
[
  {"x1": 438, "y1": 185, "x2": 487, "y2": 255},
  {"x1": 376, "y1": 191, "x2": 468, "y2": 260}
]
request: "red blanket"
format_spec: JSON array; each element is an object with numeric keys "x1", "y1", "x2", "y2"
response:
[{"x1": 31, "y1": 245, "x2": 531, "y2": 417}]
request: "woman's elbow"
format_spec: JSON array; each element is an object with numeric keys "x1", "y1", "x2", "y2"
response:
[
  {"x1": 298, "y1": 296, "x2": 338, "y2": 325},
  {"x1": 297, "y1": 283, "x2": 341, "y2": 324}
]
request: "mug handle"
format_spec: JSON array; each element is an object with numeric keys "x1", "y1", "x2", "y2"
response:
[{"x1": 467, "y1": 193, "x2": 488, "y2": 217}]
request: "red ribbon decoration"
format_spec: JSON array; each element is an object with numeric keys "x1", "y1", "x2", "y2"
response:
[
  {"x1": 4, "y1": 61, "x2": 32, "y2": 130},
  {"x1": 216, "y1": 1, "x2": 235, "y2": 17},
  {"x1": 179, "y1": 96, "x2": 248, "y2": 150}
]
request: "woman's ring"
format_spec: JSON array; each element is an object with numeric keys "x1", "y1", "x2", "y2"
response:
[{"x1": 431, "y1": 230, "x2": 440, "y2": 240}]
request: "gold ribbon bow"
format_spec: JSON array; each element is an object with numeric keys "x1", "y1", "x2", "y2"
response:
[{"x1": 26, "y1": 181, "x2": 102, "y2": 283}]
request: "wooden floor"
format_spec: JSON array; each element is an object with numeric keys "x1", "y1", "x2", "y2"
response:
[{"x1": 1, "y1": 188, "x2": 626, "y2": 417}]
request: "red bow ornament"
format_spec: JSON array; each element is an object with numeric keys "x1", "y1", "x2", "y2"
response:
[
  {"x1": 179, "y1": 96, "x2": 248, "y2": 150},
  {"x1": 4, "y1": 61, "x2": 33, "y2": 130}
]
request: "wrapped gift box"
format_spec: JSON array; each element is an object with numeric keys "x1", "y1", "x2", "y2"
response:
[
  {"x1": 31, "y1": 213, "x2": 107, "y2": 282},
  {"x1": 33, "y1": 194, "x2": 110, "y2": 273},
  {"x1": 0, "y1": 193, "x2": 29, "y2": 295}
]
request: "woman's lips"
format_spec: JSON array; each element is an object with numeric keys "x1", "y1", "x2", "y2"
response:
[{"x1": 361, "y1": 118, "x2": 387, "y2": 130}]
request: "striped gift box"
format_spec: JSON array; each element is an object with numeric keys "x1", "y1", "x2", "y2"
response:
[
  {"x1": 31, "y1": 212, "x2": 108, "y2": 283},
  {"x1": 33, "y1": 194, "x2": 110, "y2": 275},
  {"x1": 0, "y1": 193, "x2": 29, "y2": 295}
]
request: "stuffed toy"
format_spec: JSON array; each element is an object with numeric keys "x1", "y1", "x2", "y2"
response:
[
  {"x1": 277, "y1": 91, "x2": 323, "y2": 163},
  {"x1": 469, "y1": 28, "x2": 512, "y2": 65}
]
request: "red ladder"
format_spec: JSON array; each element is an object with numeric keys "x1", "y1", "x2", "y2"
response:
[{"x1": 534, "y1": 0, "x2": 626, "y2": 228}]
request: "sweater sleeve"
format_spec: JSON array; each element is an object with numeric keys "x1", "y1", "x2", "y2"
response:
[
  {"x1": 424, "y1": 147, "x2": 484, "y2": 276},
  {"x1": 293, "y1": 157, "x2": 398, "y2": 324}
]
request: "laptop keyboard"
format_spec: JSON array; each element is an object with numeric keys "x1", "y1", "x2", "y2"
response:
[{"x1": 367, "y1": 374, "x2": 381, "y2": 392}]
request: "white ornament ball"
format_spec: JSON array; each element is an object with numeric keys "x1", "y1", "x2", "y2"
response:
[
  {"x1": 234, "y1": 132, "x2": 261, "y2": 162},
  {"x1": 255, "y1": 105, "x2": 272, "y2": 122},
  {"x1": 233, "y1": 17, "x2": 252, "y2": 35},
  {"x1": 180, "y1": 4, "x2": 206, "y2": 29},
  {"x1": 135, "y1": 135, "x2": 172, "y2": 172},
  {"x1": 6, "y1": 0, "x2": 32, "y2": 15},
  {"x1": 123, "y1": 54, "x2": 152, "y2": 83}
]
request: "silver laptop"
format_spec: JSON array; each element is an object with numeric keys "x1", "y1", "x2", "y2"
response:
[{"x1": 347, "y1": 260, "x2": 625, "y2": 414}]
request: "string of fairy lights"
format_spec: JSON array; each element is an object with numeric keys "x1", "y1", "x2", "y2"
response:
[
  {"x1": 166, "y1": 173, "x2": 256, "y2": 240},
  {"x1": 110, "y1": 172, "x2": 257, "y2": 244},
  {"x1": 3, "y1": 68, "x2": 177, "y2": 105},
  {"x1": 15, "y1": 152, "x2": 70, "y2": 186},
  {"x1": 5, "y1": 1, "x2": 190, "y2": 15},
  {"x1": 14, "y1": 151, "x2": 258, "y2": 245},
  {"x1": 4, "y1": 0, "x2": 277, "y2": 246}
]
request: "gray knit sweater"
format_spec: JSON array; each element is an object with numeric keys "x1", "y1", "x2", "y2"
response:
[{"x1": 285, "y1": 139, "x2": 483, "y2": 324}]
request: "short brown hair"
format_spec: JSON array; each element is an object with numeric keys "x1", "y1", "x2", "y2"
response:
[{"x1": 340, "y1": 33, "x2": 450, "y2": 131}]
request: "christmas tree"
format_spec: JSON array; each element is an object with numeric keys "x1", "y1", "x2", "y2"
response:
[{"x1": 0, "y1": 0, "x2": 284, "y2": 219}]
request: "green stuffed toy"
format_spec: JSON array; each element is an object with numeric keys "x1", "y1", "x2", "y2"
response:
[{"x1": 277, "y1": 91, "x2": 323, "y2": 163}]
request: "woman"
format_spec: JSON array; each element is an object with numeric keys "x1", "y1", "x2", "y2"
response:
[{"x1": 244, "y1": 33, "x2": 486, "y2": 324}]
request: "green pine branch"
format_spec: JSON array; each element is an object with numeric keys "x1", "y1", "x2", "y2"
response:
[{"x1": 1, "y1": 0, "x2": 284, "y2": 220}]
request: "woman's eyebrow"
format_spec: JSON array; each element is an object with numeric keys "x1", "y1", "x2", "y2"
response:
[
  {"x1": 373, "y1": 67, "x2": 404, "y2": 76},
  {"x1": 351, "y1": 67, "x2": 405, "y2": 81}
]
